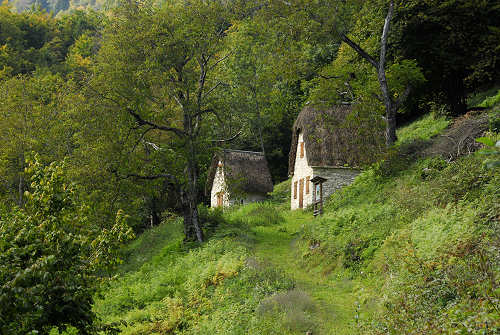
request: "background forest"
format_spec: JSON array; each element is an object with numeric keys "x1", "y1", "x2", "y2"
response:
[{"x1": 0, "y1": 0, "x2": 499, "y2": 334}]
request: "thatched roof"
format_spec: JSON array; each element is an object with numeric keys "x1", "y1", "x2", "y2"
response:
[
  {"x1": 289, "y1": 105, "x2": 385, "y2": 176},
  {"x1": 206, "y1": 149, "x2": 273, "y2": 196}
]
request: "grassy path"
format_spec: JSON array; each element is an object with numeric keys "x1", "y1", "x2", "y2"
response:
[{"x1": 249, "y1": 211, "x2": 360, "y2": 335}]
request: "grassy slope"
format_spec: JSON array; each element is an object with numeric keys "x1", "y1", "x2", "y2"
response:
[{"x1": 94, "y1": 112, "x2": 499, "y2": 334}]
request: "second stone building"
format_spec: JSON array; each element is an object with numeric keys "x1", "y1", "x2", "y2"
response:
[{"x1": 289, "y1": 105, "x2": 384, "y2": 210}]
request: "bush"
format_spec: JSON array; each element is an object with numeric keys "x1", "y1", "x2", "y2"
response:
[
  {"x1": 478, "y1": 89, "x2": 500, "y2": 108},
  {"x1": 0, "y1": 157, "x2": 133, "y2": 335},
  {"x1": 198, "y1": 204, "x2": 225, "y2": 232},
  {"x1": 489, "y1": 110, "x2": 500, "y2": 132},
  {"x1": 257, "y1": 289, "x2": 316, "y2": 333}
]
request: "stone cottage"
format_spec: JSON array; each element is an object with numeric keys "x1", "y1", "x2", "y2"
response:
[
  {"x1": 289, "y1": 105, "x2": 384, "y2": 210},
  {"x1": 206, "y1": 149, "x2": 273, "y2": 208}
]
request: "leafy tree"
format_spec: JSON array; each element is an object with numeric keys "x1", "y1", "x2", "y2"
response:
[
  {"x1": 0, "y1": 5, "x2": 102, "y2": 78},
  {"x1": 91, "y1": 0, "x2": 237, "y2": 242},
  {"x1": 0, "y1": 72, "x2": 71, "y2": 206},
  {"x1": 0, "y1": 156, "x2": 133, "y2": 334},
  {"x1": 318, "y1": 0, "x2": 424, "y2": 145},
  {"x1": 218, "y1": 18, "x2": 308, "y2": 181}
]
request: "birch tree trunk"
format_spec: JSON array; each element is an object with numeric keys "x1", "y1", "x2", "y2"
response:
[{"x1": 341, "y1": 0, "x2": 405, "y2": 146}]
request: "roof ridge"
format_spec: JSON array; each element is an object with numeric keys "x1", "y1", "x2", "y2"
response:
[{"x1": 222, "y1": 149, "x2": 265, "y2": 155}]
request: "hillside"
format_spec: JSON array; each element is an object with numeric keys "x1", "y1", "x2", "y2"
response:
[{"x1": 93, "y1": 112, "x2": 499, "y2": 334}]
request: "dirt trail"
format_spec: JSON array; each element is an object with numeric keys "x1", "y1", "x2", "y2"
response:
[{"x1": 250, "y1": 223, "x2": 358, "y2": 335}]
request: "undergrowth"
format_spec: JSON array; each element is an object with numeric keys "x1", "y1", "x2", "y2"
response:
[
  {"x1": 95, "y1": 111, "x2": 499, "y2": 334},
  {"x1": 297, "y1": 113, "x2": 499, "y2": 333}
]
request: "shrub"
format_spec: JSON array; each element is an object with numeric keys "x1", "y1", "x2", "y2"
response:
[
  {"x1": 198, "y1": 204, "x2": 225, "y2": 232},
  {"x1": 478, "y1": 89, "x2": 500, "y2": 108},
  {"x1": 257, "y1": 289, "x2": 316, "y2": 333},
  {"x1": 489, "y1": 110, "x2": 500, "y2": 132},
  {"x1": 0, "y1": 156, "x2": 133, "y2": 335}
]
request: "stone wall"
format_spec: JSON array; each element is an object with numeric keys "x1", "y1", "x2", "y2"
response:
[
  {"x1": 290, "y1": 132, "x2": 360, "y2": 210},
  {"x1": 312, "y1": 167, "x2": 360, "y2": 201}
]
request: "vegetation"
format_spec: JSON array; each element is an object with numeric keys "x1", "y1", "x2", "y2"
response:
[
  {"x1": 0, "y1": 156, "x2": 133, "y2": 334},
  {"x1": 0, "y1": 0, "x2": 499, "y2": 333},
  {"x1": 90, "y1": 114, "x2": 499, "y2": 334}
]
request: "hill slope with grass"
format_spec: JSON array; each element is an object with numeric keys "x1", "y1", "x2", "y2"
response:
[{"x1": 93, "y1": 110, "x2": 499, "y2": 335}]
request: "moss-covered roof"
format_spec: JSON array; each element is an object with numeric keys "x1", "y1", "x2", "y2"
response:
[
  {"x1": 289, "y1": 105, "x2": 385, "y2": 176},
  {"x1": 206, "y1": 149, "x2": 273, "y2": 196}
]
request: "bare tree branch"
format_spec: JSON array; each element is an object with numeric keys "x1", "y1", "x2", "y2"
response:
[
  {"x1": 394, "y1": 85, "x2": 411, "y2": 110},
  {"x1": 109, "y1": 167, "x2": 179, "y2": 185},
  {"x1": 124, "y1": 173, "x2": 177, "y2": 181},
  {"x1": 379, "y1": 1, "x2": 393, "y2": 73},
  {"x1": 128, "y1": 126, "x2": 154, "y2": 154},
  {"x1": 377, "y1": 0, "x2": 394, "y2": 106},
  {"x1": 202, "y1": 81, "x2": 225, "y2": 100},
  {"x1": 127, "y1": 108, "x2": 186, "y2": 138},
  {"x1": 340, "y1": 34, "x2": 379, "y2": 69},
  {"x1": 319, "y1": 74, "x2": 341, "y2": 80},
  {"x1": 208, "y1": 52, "x2": 232, "y2": 72},
  {"x1": 211, "y1": 130, "x2": 242, "y2": 143}
]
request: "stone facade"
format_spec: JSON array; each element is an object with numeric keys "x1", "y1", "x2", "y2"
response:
[
  {"x1": 311, "y1": 167, "x2": 360, "y2": 201},
  {"x1": 210, "y1": 161, "x2": 268, "y2": 208},
  {"x1": 291, "y1": 133, "x2": 360, "y2": 210}
]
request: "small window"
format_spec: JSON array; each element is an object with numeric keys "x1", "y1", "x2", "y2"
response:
[
  {"x1": 306, "y1": 176, "x2": 310, "y2": 194},
  {"x1": 293, "y1": 181, "x2": 297, "y2": 199},
  {"x1": 300, "y1": 142, "x2": 304, "y2": 158}
]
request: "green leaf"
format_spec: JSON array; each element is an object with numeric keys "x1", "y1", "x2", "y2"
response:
[{"x1": 475, "y1": 137, "x2": 496, "y2": 147}]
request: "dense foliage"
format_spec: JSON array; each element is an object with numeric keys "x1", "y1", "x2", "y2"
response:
[
  {"x1": 0, "y1": 157, "x2": 132, "y2": 334},
  {"x1": 0, "y1": 0, "x2": 499, "y2": 332}
]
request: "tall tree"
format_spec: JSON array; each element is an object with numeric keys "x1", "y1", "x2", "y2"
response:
[
  {"x1": 91, "y1": 0, "x2": 235, "y2": 242},
  {"x1": 339, "y1": 0, "x2": 408, "y2": 145}
]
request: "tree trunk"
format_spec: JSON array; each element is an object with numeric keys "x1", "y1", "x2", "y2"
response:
[
  {"x1": 378, "y1": 0, "x2": 397, "y2": 146},
  {"x1": 181, "y1": 180, "x2": 204, "y2": 243},
  {"x1": 182, "y1": 135, "x2": 204, "y2": 243},
  {"x1": 446, "y1": 76, "x2": 467, "y2": 116},
  {"x1": 378, "y1": 67, "x2": 398, "y2": 146},
  {"x1": 148, "y1": 197, "x2": 161, "y2": 228},
  {"x1": 341, "y1": 0, "x2": 401, "y2": 147},
  {"x1": 385, "y1": 109, "x2": 397, "y2": 146}
]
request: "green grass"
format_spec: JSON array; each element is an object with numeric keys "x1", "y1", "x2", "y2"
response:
[
  {"x1": 117, "y1": 217, "x2": 184, "y2": 274},
  {"x1": 396, "y1": 112, "x2": 450, "y2": 145},
  {"x1": 94, "y1": 111, "x2": 499, "y2": 334},
  {"x1": 468, "y1": 85, "x2": 500, "y2": 108}
]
